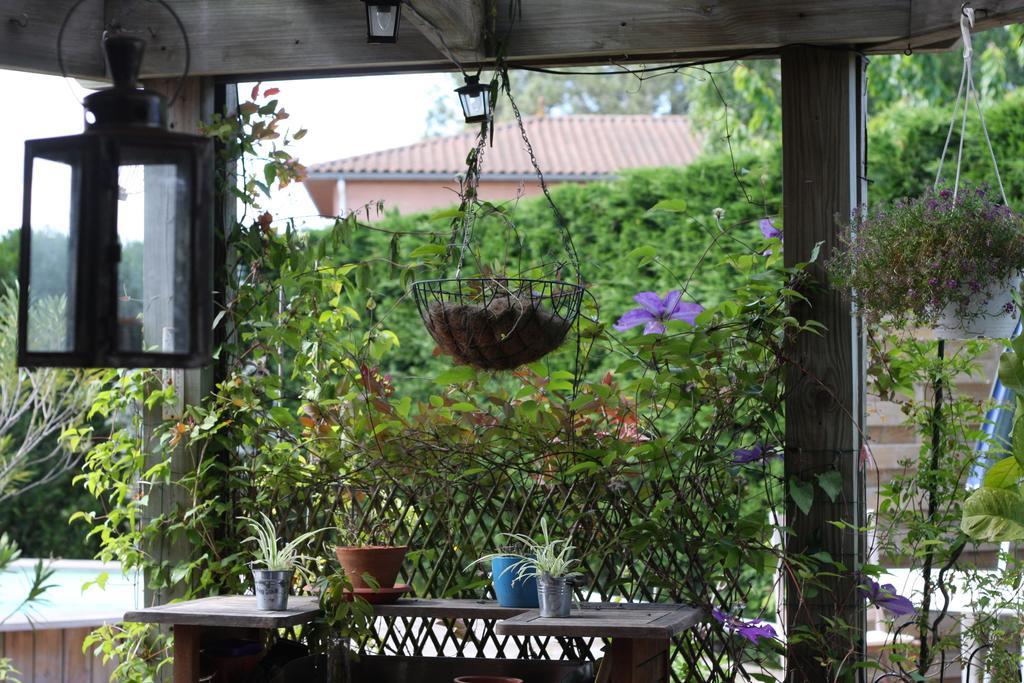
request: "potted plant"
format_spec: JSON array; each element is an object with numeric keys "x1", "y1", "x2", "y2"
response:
[
  {"x1": 468, "y1": 543, "x2": 539, "y2": 609},
  {"x1": 241, "y1": 513, "x2": 326, "y2": 611},
  {"x1": 829, "y1": 185, "x2": 1024, "y2": 339},
  {"x1": 472, "y1": 520, "x2": 581, "y2": 618},
  {"x1": 333, "y1": 499, "x2": 415, "y2": 596}
]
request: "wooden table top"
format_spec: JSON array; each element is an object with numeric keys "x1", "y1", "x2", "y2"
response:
[
  {"x1": 495, "y1": 603, "x2": 702, "y2": 639},
  {"x1": 124, "y1": 595, "x2": 321, "y2": 629},
  {"x1": 373, "y1": 598, "x2": 530, "y2": 620}
]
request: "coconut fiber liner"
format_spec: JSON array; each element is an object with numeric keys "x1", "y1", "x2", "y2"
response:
[{"x1": 409, "y1": 280, "x2": 581, "y2": 370}]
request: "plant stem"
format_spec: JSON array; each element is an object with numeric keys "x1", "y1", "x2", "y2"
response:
[{"x1": 917, "y1": 338, "x2": 944, "y2": 677}]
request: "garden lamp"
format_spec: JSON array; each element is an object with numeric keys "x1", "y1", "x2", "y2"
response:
[
  {"x1": 363, "y1": 0, "x2": 402, "y2": 43},
  {"x1": 456, "y1": 74, "x2": 491, "y2": 124},
  {"x1": 18, "y1": 33, "x2": 213, "y2": 368}
]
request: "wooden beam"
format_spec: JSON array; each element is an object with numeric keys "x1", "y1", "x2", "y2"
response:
[
  {"x1": 5, "y1": 0, "x2": 1024, "y2": 80},
  {"x1": 781, "y1": 46, "x2": 867, "y2": 681},
  {"x1": 0, "y1": 0, "x2": 105, "y2": 79},
  {"x1": 404, "y1": 0, "x2": 486, "y2": 64}
]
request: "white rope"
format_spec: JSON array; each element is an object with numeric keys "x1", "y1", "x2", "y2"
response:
[{"x1": 933, "y1": 7, "x2": 1010, "y2": 205}]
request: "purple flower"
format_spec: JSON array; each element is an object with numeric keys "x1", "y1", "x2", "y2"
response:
[
  {"x1": 731, "y1": 443, "x2": 781, "y2": 465},
  {"x1": 760, "y1": 218, "x2": 782, "y2": 255},
  {"x1": 760, "y1": 218, "x2": 782, "y2": 241},
  {"x1": 614, "y1": 291, "x2": 704, "y2": 335},
  {"x1": 860, "y1": 579, "x2": 916, "y2": 617},
  {"x1": 939, "y1": 189, "x2": 952, "y2": 200},
  {"x1": 712, "y1": 608, "x2": 778, "y2": 644}
]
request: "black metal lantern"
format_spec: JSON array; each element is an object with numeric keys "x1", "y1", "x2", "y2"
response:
[
  {"x1": 456, "y1": 75, "x2": 491, "y2": 124},
  {"x1": 363, "y1": 0, "x2": 402, "y2": 43},
  {"x1": 18, "y1": 34, "x2": 213, "y2": 369}
]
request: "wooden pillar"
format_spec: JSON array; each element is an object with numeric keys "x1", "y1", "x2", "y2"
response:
[{"x1": 781, "y1": 47, "x2": 867, "y2": 681}]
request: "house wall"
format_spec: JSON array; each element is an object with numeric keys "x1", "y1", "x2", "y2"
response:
[{"x1": 308, "y1": 179, "x2": 562, "y2": 219}]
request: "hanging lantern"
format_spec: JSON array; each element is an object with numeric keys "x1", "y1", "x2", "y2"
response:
[
  {"x1": 456, "y1": 74, "x2": 491, "y2": 124},
  {"x1": 18, "y1": 34, "x2": 213, "y2": 368},
  {"x1": 363, "y1": 0, "x2": 402, "y2": 43}
]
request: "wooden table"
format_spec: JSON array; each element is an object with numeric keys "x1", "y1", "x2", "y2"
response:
[
  {"x1": 126, "y1": 596, "x2": 700, "y2": 683},
  {"x1": 496, "y1": 602, "x2": 702, "y2": 683},
  {"x1": 124, "y1": 595, "x2": 321, "y2": 683}
]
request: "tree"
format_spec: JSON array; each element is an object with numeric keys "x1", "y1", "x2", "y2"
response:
[
  {"x1": 427, "y1": 26, "x2": 1024, "y2": 150},
  {"x1": 0, "y1": 286, "x2": 97, "y2": 501},
  {"x1": 427, "y1": 66, "x2": 692, "y2": 135}
]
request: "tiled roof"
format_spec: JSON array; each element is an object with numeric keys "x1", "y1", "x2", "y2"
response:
[{"x1": 307, "y1": 115, "x2": 702, "y2": 179}]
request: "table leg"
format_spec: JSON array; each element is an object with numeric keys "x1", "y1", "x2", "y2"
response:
[
  {"x1": 606, "y1": 638, "x2": 670, "y2": 683},
  {"x1": 173, "y1": 624, "x2": 201, "y2": 683}
]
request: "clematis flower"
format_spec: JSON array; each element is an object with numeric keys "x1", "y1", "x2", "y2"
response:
[
  {"x1": 712, "y1": 608, "x2": 778, "y2": 644},
  {"x1": 760, "y1": 218, "x2": 782, "y2": 255},
  {"x1": 859, "y1": 579, "x2": 916, "y2": 617},
  {"x1": 614, "y1": 291, "x2": 703, "y2": 335},
  {"x1": 732, "y1": 443, "x2": 781, "y2": 465},
  {"x1": 760, "y1": 218, "x2": 782, "y2": 240}
]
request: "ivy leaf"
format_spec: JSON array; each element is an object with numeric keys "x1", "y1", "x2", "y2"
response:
[
  {"x1": 789, "y1": 478, "x2": 814, "y2": 515},
  {"x1": 961, "y1": 487, "x2": 1024, "y2": 542},
  {"x1": 816, "y1": 471, "x2": 843, "y2": 503},
  {"x1": 983, "y1": 456, "x2": 1022, "y2": 489}
]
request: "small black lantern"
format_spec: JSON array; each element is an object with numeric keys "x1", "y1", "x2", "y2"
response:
[
  {"x1": 18, "y1": 34, "x2": 213, "y2": 369},
  {"x1": 456, "y1": 75, "x2": 491, "y2": 124},
  {"x1": 363, "y1": 0, "x2": 402, "y2": 43}
]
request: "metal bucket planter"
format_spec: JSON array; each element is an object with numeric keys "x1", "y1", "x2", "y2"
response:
[
  {"x1": 536, "y1": 573, "x2": 572, "y2": 618},
  {"x1": 252, "y1": 569, "x2": 293, "y2": 611}
]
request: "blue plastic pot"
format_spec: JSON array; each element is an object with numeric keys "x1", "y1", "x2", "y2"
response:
[{"x1": 490, "y1": 556, "x2": 539, "y2": 608}]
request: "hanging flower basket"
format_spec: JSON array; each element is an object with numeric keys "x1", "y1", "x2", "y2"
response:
[
  {"x1": 933, "y1": 274, "x2": 1021, "y2": 339},
  {"x1": 412, "y1": 277, "x2": 584, "y2": 371}
]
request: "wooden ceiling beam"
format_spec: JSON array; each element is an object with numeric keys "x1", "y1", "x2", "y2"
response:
[
  {"x1": 0, "y1": 0, "x2": 106, "y2": 79},
  {"x1": 2, "y1": 0, "x2": 1024, "y2": 80},
  {"x1": 404, "y1": 0, "x2": 486, "y2": 65}
]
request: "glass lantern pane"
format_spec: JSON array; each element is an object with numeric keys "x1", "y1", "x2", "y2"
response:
[
  {"x1": 115, "y1": 148, "x2": 192, "y2": 355},
  {"x1": 369, "y1": 5, "x2": 397, "y2": 37},
  {"x1": 462, "y1": 92, "x2": 487, "y2": 120},
  {"x1": 26, "y1": 156, "x2": 78, "y2": 353}
]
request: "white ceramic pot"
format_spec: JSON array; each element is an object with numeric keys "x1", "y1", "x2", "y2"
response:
[{"x1": 933, "y1": 276, "x2": 1021, "y2": 340}]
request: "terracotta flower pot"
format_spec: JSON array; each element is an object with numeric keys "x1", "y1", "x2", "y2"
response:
[{"x1": 335, "y1": 545, "x2": 408, "y2": 589}]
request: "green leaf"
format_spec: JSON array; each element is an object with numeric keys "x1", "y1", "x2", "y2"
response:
[
  {"x1": 790, "y1": 478, "x2": 814, "y2": 515},
  {"x1": 626, "y1": 245, "x2": 658, "y2": 261},
  {"x1": 269, "y1": 406, "x2": 294, "y2": 425},
  {"x1": 961, "y1": 487, "x2": 1024, "y2": 542},
  {"x1": 983, "y1": 456, "x2": 1022, "y2": 490},
  {"x1": 434, "y1": 366, "x2": 476, "y2": 385},
  {"x1": 409, "y1": 244, "x2": 446, "y2": 258},
  {"x1": 1013, "y1": 414, "x2": 1024, "y2": 469},
  {"x1": 999, "y1": 349, "x2": 1024, "y2": 393},
  {"x1": 816, "y1": 471, "x2": 843, "y2": 503},
  {"x1": 648, "y1": 199, "x2": 687, "y2": 213}
]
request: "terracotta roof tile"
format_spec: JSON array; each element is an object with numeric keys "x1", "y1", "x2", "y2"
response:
[{"x1": 308, "y1": 114, "x2": 702, "y2": 178}]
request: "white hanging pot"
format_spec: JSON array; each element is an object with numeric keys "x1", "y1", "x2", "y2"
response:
[{"x1": 933, "y1": 275, "x2": 1021, "y2": 339}]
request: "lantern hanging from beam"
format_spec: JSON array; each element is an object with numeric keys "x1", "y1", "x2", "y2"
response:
[
  {"x1": 19, "y1": 34, "x2": 213, "y2": 368},
  {"x1": 363, "y1": 0, "x2": 402, "y2": 43},
  {"x1": 456, "y1": 74, "x2": 491, "y2": 124}
]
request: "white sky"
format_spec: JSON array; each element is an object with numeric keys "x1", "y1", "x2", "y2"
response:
[{"x1": 0, "y1": 69, "x2": 453, "y2": 235}]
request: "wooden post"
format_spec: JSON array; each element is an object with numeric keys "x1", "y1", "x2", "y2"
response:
[
  {"x1": 781, "y1": 46, "x2": 867, "y2": 681},
  {"x1": 137, "y1": 76, "x2": 219, "y2": 681}
]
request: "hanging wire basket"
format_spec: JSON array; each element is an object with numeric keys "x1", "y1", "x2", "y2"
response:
[
  {"x1": 412, "y1": 277, "x2": 584, "y2": 370},
  {"x1": 410, "y1": 66, "x2": 585, "y2": 371}
]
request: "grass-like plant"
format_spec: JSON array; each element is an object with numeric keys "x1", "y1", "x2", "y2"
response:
[
  {"x1": 241, "y1": 513, "x2": 329, "y2": 573},
  {"x1": 470, "y1": 519, "x2": 581, "y2": 584},
  {"x1": 828, "y1": 184, "x2": 1024, "y2": 328}
]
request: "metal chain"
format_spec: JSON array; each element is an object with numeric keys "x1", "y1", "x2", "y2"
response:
[{"x1": 499, "y1": 65, "x2": 582, "y2": 283}]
